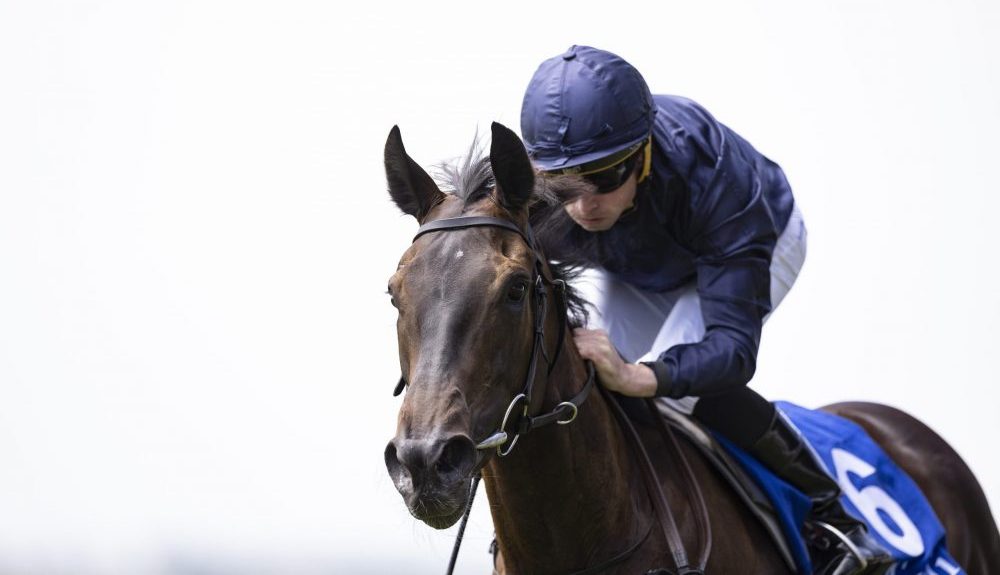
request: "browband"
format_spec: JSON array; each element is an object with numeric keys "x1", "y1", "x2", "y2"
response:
[{"x1": 414, "y1": 216, "x2": 531, "y2": 246}]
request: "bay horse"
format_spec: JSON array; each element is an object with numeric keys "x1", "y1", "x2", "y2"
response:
[{"x1": 382, "y1": 122, "x2": 1000, "y2": 574}]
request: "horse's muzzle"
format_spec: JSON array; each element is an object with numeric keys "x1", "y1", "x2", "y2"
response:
[{"x1": 384, "y1": 434, "x2": 476, "y2": 528}]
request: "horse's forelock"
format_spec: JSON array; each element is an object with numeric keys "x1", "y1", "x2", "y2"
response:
[
  {"x1": 433, "y1": 135, "x2": 494, "y2": 204},
  {"x1": 431, "y1": 134, "x2": 593, "y2": 327}
]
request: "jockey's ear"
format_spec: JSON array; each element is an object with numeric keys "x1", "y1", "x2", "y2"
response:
[
  {"x1": 489, "y1": 122, "x2": 535, "y2": 213},
  {"x1": 384, "y1": 125, "x2": 444, "y2": 221}
]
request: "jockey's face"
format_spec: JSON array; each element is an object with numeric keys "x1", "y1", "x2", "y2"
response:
[{"x1": 563, "y1": 170, "x2": 638, "y2": 232}]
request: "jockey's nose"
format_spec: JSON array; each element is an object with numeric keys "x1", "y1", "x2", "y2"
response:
[
  {"x1": 384, "y1": 434, "x2": 476, "y2": 495},
  {"x1": 576, "y1": 195, "x2": 599, "y2": 214}
]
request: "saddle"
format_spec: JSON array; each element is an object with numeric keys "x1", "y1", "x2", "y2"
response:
[
  {"x1": 616, "y1": 396, "x2": 803, "y2": 572},
  {"x1": 632, "y1": 399, "x2": 967, "y2": 575}
]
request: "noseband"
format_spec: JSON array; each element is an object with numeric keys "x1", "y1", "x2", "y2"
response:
[{"x1": 397, "y1": 215, "x2": 596, "y2": 459}]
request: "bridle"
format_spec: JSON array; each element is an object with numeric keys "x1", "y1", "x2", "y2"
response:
[
  {"x1": 395, "y1": 215, "x2": 596, "y2": 461},
  {"x1": 392, "y1": 214, "x2": 709, "y2": 575},
  {"x1": 394, "y1": 214, "x2": 600, "y2": 574}
]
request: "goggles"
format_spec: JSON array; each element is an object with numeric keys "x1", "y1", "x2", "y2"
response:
[
  {"x1": 584, "y1": 150, "x2": 643, "y2": 194},
  {"x1": 542, "y1": 137, "x2": 652, "y2": 195}
]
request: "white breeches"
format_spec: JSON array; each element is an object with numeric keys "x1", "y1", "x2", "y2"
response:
[{"x1": 573, "y1": 204, "x2": 808, "y2": 413}]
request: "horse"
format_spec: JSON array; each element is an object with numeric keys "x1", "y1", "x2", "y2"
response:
[{"x1": 381, "y1": 122, "x2": 1000, "y2": 574}]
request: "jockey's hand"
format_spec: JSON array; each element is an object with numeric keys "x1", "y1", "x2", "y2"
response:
[{"x1": 572, "y1": 328, "x2": 657, "y2": 398}]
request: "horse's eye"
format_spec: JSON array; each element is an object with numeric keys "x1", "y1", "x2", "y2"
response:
[{"x1": 507, "y1": 281, "x2": 527, "y2": 303}]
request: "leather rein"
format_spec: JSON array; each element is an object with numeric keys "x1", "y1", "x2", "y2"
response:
[{"x1": 394, "y1": 215, "x2": 710, "y2": 575}]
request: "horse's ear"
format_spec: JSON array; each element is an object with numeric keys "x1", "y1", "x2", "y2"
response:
[
  {"x1": 384, "y1": 125, "x2": 444, "y2": 221},
  {"x1": 489, "y1": 122, "x2": 535, "y2": 212}
]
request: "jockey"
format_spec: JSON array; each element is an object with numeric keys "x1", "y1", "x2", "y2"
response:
[{"x1": 521, "y1": 45, "x2": 891, "y2": 575}]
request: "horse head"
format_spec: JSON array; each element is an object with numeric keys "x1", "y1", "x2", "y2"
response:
[{"x1": 382, "y1": 122, "x2": 547, "y2": 529}]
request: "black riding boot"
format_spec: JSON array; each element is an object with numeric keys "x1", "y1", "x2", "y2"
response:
[{"x1": 748, "y1": 411, "x2": 893, "y2": 575}]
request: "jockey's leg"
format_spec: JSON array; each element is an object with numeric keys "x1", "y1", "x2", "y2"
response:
[
  {"x1": 694, "y1": 389, "x2": 891, "y2": 574},
  {"x1": 745, "y1": 406, "x2": 894, "y2": 575}
]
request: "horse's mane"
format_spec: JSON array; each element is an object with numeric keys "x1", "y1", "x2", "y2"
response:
[{"x1": 433, "y1": 139, "x2": 591, "y2": 327}]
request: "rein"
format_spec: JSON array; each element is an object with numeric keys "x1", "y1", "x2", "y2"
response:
[
  {"x1": 604, "y1": 391, "x2": 713, "y2": 574},
  {"x1": 397, "y1": 215, "x2": 707, "y2": 575}
]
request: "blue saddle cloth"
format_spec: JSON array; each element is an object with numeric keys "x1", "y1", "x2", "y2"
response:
[{"x1": 716, "y1": 401, "x2": 965, "y2": 575}]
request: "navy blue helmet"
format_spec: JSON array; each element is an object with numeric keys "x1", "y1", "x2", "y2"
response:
[{"x1": 520, "y1": 45, "x2": 656, "y2": 173}]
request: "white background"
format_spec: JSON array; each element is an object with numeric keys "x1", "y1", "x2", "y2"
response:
[{"x1": 1, "y1": 1, "x2": 998, "y2": 573}]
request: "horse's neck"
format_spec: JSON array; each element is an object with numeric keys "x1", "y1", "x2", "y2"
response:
[{"x1": 482, "y1": 343, "x2": 650, "y2": 573}]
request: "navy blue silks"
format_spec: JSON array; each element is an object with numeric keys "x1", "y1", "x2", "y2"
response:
[
  {"x1": 521, "y1": 46, "x2": 796, "y2": 398},
  {"x1": 637, "y1": 94, "x2": 795, "y2": 398}
]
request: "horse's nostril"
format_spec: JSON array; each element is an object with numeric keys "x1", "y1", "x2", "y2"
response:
[
  {"x1": 385, "y1": 441, "x2": 404, "y2": 479},
  {"x1": 386, "y1": 436, "x2": 473, "y2": 490},
  {"x1": 436, "y1": 436, "x2": 475, "y2": 478}
]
